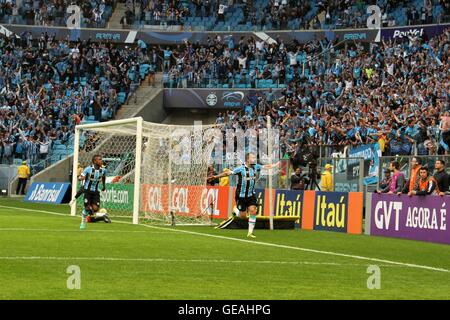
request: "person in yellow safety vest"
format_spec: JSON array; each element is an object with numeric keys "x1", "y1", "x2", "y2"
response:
[
  {"x1": 17, "y1": 161, "x2": 31, "y2": 195},
  {"x1": 219, "y1": 168, "x2": 231, "y2": 186},
  {"x1": 77, "y1": 163, "x2": 83, "y2": 177},
  {"x1": 320, "y1": 164, "x2": 334, "y2": 191}
]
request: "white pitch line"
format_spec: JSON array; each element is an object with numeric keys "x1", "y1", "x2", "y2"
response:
[
  {"x1": 1, "y1": 205, "x2": 449, "y2": 273},
  {"x1": 0, "y1": 256, "x2": 405, "y2": 268},
  {"x1": 0, "y1": 228, "x2": 173, "y2": 234}
]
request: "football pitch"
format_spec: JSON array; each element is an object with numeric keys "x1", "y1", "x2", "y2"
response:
[{"x1": 0, "y1": 198, "x2": 449, "y2": 300}]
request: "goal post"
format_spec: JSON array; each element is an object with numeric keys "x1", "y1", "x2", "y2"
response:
[{"x1": 71, "y1": 117, "x2": 222, "y2": 226}]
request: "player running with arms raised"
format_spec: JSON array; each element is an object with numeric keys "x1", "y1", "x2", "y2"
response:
[
  {"x1": 78, "y1": 154, "x2": 110, "y2": 230},
  {"x1": 208, "y1": 153, "x2": 279, "y2": 238}
]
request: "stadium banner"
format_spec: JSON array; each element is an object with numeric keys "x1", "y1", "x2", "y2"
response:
[
  {"x1": 381, "y1": 23, "x2": 450, "y2": 40},
  {"x1": 367, "y1": 193, "x2": 450, "y2": 245},
  {"x1": 140, "y1": 184, "x2": 364, "y2": 232},
  {"x1": 198, "y1": 186, "x2": 229, "y2": 219},
  {"x1": 3, "y1": 25, "x2": 132, "y2": 43},
  {"x1": 4, "y1": 24, "x2": 380, "y2": 44},
  {"x1": 271, "y1": 189, "x2": 303, "y2": 226},
  {"x1": 100, "y1": 184, "x2": 134, "y2": 211},
  {"x1": 304, "y1": 191, "x2": 363, "y2": 234},
  {"x1": 141, "y1": 184, "x2": 169, "y2": 215},
  {"x1": 140, "y1": 184, "x2": 229, "y2": 219},
  {"x1": 24, "y1": 182, "x2": 71, "y2": 204},
  {"x1": 163, "y1": 88, "x2": 283, "y2": 109},
  {"x1": 348, "y1": 143, "x2": 382, "y2": 187}
]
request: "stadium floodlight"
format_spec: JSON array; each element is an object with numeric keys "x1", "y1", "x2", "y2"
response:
[{"x1": 71, "y1": 117, "x2": 222, "y2": 226}]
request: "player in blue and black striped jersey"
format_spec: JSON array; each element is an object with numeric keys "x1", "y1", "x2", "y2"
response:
[
  {"x1": 78, "y1": 154, "x2": 108, "y2": 230},
  {"x1": 208, "y1": 153, "x2": 279, "y2": 238}
]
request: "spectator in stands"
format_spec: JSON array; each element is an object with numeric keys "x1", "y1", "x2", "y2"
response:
[
  {"x1": 115, "y1": 0, "x2": 442, "y2": 31},
  {"x1": 290, "y1": 167, "x2": 309, "y2": 190},
  {"x1": 440, "y1": 112, "x2": 450, "y2": 155},
  {"x1": 402, "y1": 157, "x2": 422, "y2": 194},
  {"x1": 377, "y1": 161, "x2": 405, "y2": 194},
  {"x1": 0, "y1": 32, "x2": 151, "y2": 167},
  {"x1": 379, "y1": 168, "x2": 392, "y2": 191},
  {"x1": 408, "y1": 166, "x2": 439, "y2": 196},
  {"x1": 434, "y1": 159, "x2": 450, "y2": 195},
  {"x1": 0, "y1": 0, "x2": 116, "y2": 28},
  {"x1": 207, "y1": 165, "x2": 218, "y2": 186}
]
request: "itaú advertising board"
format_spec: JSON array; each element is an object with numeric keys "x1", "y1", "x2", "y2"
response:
[{"x1": 366, "y1": 193, "x2": 449, "y2": 245}]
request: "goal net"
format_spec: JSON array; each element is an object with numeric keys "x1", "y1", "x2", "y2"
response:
[{"x1": 70, "y1": 117, "x2": 223, "y2": 225}]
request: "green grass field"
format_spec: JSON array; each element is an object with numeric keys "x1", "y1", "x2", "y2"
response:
[{"x1": 0, "y1": 198, "x2": 449, "y2": 300}]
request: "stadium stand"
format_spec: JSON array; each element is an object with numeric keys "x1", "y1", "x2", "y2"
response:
[
  {"x1": 120, "y1": 0, "x2": 449, "y2": 31},
  {"x1": 211, "y1": 28, "x2": 450, "y2": 159},
  {"x1": 0, "y1": 33, "x2": 152, "y2": 170},
  {"x1": 0, "y1": 0, "x2": 116, "y2": 28},
  {"x1": 0, "y1": 1, "x2": 448, "y2": 174}
]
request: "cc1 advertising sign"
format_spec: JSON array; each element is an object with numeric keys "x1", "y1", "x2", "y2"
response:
[
  {"x1": 140, "y1": 184, "x2": 229, "y2": 219},
  {"x1": 367, "y1": 193, "x2": 449, "y2": 245}
]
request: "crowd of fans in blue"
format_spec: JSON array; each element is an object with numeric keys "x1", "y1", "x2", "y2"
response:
[
  {"x1": 121, "y1": 0, "x2": 450, "y2": 31},
  {"x1": 0, "y1": 0, "x2": 116, "y2": 28},
  {"x1": 0, "y1": 1, "x2": 449, "y2": 177},
  {"x1": 0, "y1": 33, "x2": 152, "y2": 167},
  {"x1": 210, "y1": 28, "x2": 450, "y2": 163}
]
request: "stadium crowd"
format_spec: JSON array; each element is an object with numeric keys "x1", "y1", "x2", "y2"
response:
[
  {"x1": 207, "y1": 27, "x2": 450, "y2": 167},
  {"x1": 0, "y1": 0, "x2": 116, "y2": 28},
  {"x1": 121, "y1": 0, "x2": 449, "y2": 31},
  {"x1": 0, "y1": 33, "x2": 151, "y2": 166}
]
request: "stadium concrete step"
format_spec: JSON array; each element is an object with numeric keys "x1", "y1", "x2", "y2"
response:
[
  {"x1": 115, "y1": 73, "x2": 164, "y2": 120},
  {"x1": 108, "y1": 2, "x2": 128, "y2": 29}
]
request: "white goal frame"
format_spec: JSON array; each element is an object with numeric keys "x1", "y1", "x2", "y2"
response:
[{"x1": 70, "y1": 117, "x2": 143, "y2": 225}]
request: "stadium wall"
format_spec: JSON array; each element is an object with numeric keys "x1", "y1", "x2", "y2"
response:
[
  {"x1": 134, "y1": 89, "x2": 169, "y2": 123},
  {"x1": 4, "y1": 23, "x2": 448, "y2": 46}
]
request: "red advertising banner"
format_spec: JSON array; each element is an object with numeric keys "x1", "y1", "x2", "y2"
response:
[{"x1": 141, "y1": 184, "x2": 229, "y2": 219}]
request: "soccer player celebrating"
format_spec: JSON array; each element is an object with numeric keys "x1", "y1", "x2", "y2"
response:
[
  {"x1": 78, "y1": 155, "x2": 109, "y2": 230},
  {"x1": 208, "y1": 153, "x2": 279, "y2": 238}
]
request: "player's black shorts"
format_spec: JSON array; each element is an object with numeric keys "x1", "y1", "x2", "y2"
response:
[
  {"x1": 235, "y1": 195, "x2": 257, "y2": 212},
  {"x1": 84, "y1": 190, "x2": 100, "y2": 207}
]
